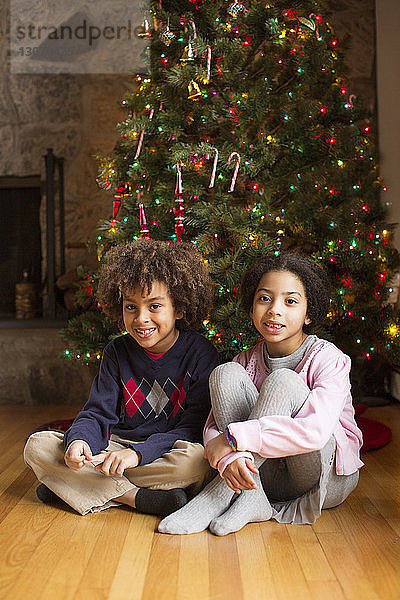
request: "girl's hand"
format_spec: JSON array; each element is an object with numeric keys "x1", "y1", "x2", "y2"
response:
[
  {"x1": 64, "y1": 440, "x2": 92, "y2": 470},
  {"x1": 93, "y1": 448, "x2": 140, "y2": 477},
  {"x1": 204, "y1": 433, "x2": 232, "y2": 469},
  {"x1": 221, "y1": 458, "x2": 259, "y2": 494}
]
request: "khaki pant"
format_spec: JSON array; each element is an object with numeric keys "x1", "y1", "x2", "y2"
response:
[{"x1": 24, "y1": 431, "x2": 210, "y2": 515}]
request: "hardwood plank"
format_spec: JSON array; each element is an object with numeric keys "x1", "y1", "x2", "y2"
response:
[
  {"x1": 0, "y1": 467, "x2": 36, "y2": 524},
  {"x1": 6, "y1": 506, "x2": 86, "y2": 599},
  {"x1": 108, "y1": 513, "x2": 156, "y2": 600},
  {"x1": 335, "y1": 495, "x2": 400, "y2": 600},
  {"x1": 141, "y1": 532, "x2": 181, "y2": 600},
  {"x1": 287, "y1": 524, "x2": 336, "y2": 582},
  {"x1": 208, "y1": 532, "x2": 244, "y2": 600},
  {"x1": 316, "y1": 531, "x2": 381, "y2": 600},
  {"x1": 72, "y1": 508, "x2": 131, "y2": 600},
  {"x1": 236, "y1": 523, "x2": 278, "y2": 600},
  {"x1": 0, "y1": 503, "x2": 59, "y2": 599},
  {"x1": 176, "y1": 531, "x2": 209, "y2": 600},
  {"x1": 308, "y1": 581, "x2": 346, "y2": 600},
  {"x1": 38, "y1": 509, "x2": 109, "y2": 600},
  {"x1": 261, "y1": 522, "x2": 311, "y2": 600},
  {"x1": 311, "y1": 508, "x2": 342, "y2": 534}
]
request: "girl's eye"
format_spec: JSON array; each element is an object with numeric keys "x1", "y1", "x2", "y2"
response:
[
  {"x1": 125, "y1": 304, "x2": 136, "y2": 311},
  {"x1": 286, "y1": 298, "x2": 298, "y2": 305},
  {"x1": 259, "y1": 295, "x2": 271, "y2": 302},
  {"x1": 150, "y1": 303, "x2": 162, "y2": 310}
]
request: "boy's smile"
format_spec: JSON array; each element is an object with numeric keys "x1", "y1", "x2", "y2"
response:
[
  {"x1": 123, "y1": 281, "x2": 182, "y2": 354},
  {"x1": 250, "y1": 270, "x2": 311, "y2": 357}
]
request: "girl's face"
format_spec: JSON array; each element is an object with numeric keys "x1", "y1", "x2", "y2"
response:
[
  {"x1": 250, "y1": 270, "x2": 311, "y2": 357},
  {"x1": 122, "y1": 280, "x2": 182, "y2": 354}
]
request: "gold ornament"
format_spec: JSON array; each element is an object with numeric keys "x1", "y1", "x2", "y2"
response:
[
  {"x1": 160, "y1": 26, "x2": 175, "y2": 46},
  {"x1": 188, "y1": 80, "x2": 202, "y2": 100},
  {"x1": 135, "y1": 18, "x2": 151, "y2": 38},
  {"x1": 180, "y1": 40, "x2": 195, "y2": 63},
  {"x1": 228, "y1": 2, "x2": 245, "y2": 18}
]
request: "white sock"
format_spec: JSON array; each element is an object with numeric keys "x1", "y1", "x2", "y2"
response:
[
  {"x1": 158, "y1": 475, "x2": 235, "y2": 535},
  {"x1": 209, "y1": 472, "x2": 273, "y2": 536}
]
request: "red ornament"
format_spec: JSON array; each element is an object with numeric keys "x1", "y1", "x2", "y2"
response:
[
  {"x1": 174, "y1": 196, "x2": 185, "y2": 242},
  {"x1": 139, "y1": 204, "x2": 150, "y2": 239},
  {"x1": 112, "y1": 199, "x2": 121, "y2": 220}
]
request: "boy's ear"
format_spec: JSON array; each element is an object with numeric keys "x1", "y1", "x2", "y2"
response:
[
  {"x1": 175, "y1": 310, "x2": 184, "y2": 320},
  {"x1": 305, "y1": 316, "x2": 311, "y2": 325}
]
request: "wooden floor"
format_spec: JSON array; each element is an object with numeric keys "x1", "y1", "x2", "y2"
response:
[{"x1": 0, "y1": 403, "x2": 399, "y2": 600}]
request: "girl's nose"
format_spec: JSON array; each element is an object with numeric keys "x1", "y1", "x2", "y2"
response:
[{"x1": 267, "y1": 302, "x2": 282, "y2": 316}]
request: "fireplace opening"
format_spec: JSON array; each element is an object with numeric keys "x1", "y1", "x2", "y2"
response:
[{"x1": 0, "y1": 181, "x2": 42, "y2": 318}]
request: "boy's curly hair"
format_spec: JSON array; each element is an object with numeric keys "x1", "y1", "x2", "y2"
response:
[
  {"x1": 240, "y1": 253, "x2": 331, "y2": 333},
  {"x1": 97, "y1": 239, "x2": 213, "y2": 330}
]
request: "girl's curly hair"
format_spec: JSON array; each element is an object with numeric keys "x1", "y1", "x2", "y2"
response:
[
  {"x1": 240, "y1": 253, "x2": 331, "y2": 333},
  {"x1": 97, "y1": 239, "x2": 213, "y2": 330}
]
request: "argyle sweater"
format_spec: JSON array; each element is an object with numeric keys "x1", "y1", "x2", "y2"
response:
[{"x1": 64, "y1": 330, "x2": 219, "y2": 465}]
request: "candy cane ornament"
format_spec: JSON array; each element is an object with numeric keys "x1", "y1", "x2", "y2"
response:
[
  {"x1": 308, "y1": 13, "x2": 321, "y2": 40},
  {"x1": 348, "y1": 94, "x2": 357, "y2": 108},
  {"x1": 190, "y1": 20, "x2": 197, "y2": 39},
  {"x1": 228, "y1": 152, "x2": 241, "y2": 193},
  {"x1": 208, "y1": 147, "x2": 219, "y2": 188},
  {"x1": 134, "y1": 106, "x2": 156, "y2": 159}
]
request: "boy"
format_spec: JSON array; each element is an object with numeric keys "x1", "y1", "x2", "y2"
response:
[{"x1": 24, "y1": 240, "x2": 218, "y2": 517}]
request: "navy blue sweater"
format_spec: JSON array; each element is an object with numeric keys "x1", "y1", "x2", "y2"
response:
[{"x1": 64, "y1": 330, "x2": 219, "y2": 465}]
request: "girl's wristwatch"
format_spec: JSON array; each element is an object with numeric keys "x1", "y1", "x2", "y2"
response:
[{"x1": 225, "y1": 426, "x2": 237, "y2": 452}]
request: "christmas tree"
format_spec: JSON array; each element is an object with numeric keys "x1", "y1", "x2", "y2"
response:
[{"x1": 61, "y1": 0, "x2": 400, "y2": 380}]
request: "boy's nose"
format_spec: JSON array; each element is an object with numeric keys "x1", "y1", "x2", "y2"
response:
[{"x1": 136, "y1": 309, "x2": 151, "y2": 324}]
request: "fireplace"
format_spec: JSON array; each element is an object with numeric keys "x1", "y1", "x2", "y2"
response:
[{"x1": 0, "y1": 177, "x2": 42, "y2": 318}]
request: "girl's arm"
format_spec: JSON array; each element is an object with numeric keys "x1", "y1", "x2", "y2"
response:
[
  {"x1": 228, "y1": 349, "x2": 353, "y2": 460},
  {"x1": 203, "y1": 409, "x2": 254, "y2": 473}
]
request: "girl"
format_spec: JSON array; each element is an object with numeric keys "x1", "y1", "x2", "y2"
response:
[{"x1": 158, "y1": 253, "x2": 363, "y2": 535}]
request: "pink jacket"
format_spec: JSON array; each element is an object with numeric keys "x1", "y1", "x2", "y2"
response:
[{"x1": 204, "y1": 338, "x2": 364, "y2": 476}]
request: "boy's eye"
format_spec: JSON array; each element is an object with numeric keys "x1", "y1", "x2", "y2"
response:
[
  {"x1": 286, "y1": 298, "x2": 298, "y2": 305},
  {"x1": 259, "y1": 295, "x2": 271, "y2": 302},
  {"x1": 125, "y1": 304, "x2": 136, "y2": 311},
  {"x1": 150, "y1": 303, "x2": 162, "y2": 310}
]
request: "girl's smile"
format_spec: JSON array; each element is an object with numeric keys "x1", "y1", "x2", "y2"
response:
[{"x1": 250, "y1": 270, "x2": 311, "y2": 357}]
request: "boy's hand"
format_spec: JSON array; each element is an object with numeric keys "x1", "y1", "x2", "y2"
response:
[
  {"x1": 204, "y1": 432, "x2": 232, "y2": 469},
  {"x1": 93, "y1": 448, "x2": 140, "y2": 477},
  {"x1": 221, "y1": 458, "x2": 258, "y2": 494},
  {"x1": 64, "y1": 440, "x2": 92, "y2": 470}
]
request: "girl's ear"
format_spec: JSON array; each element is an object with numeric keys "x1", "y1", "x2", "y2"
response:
[
  {"x1": 305, "y1": 316, "x2": 311, "y2": 325},
  {"x1": 175, "y1": 310, "x2": 184, "y2": 320}
]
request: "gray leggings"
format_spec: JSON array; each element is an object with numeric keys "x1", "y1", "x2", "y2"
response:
[{"x1": 209, "y1": 363, "x2": 359, "y2": 509}]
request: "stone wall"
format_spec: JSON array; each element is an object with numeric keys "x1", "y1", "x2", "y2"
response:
[{"x1": 0, "y1": 329, "x2": 96, "y2": 405}]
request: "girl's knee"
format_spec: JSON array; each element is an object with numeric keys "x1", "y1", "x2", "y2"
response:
[
  {"x1": 261, "y1": 368, "x2": 309, "y2": 396},
  {"x1": 209, "y1": 361, "x2": 247, "y2": 387}
]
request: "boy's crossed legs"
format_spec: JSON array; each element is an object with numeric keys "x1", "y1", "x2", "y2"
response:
[{"x1": 24, "y1": 433, "x2": 209, "y2": 517}]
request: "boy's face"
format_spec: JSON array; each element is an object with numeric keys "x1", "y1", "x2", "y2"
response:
[
  {"x1": 250, "y1": 270, "x2": 311, "y2": 357},
  {"x1": 122, "y1": 281, "x2": 182, "y2": 354}
]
